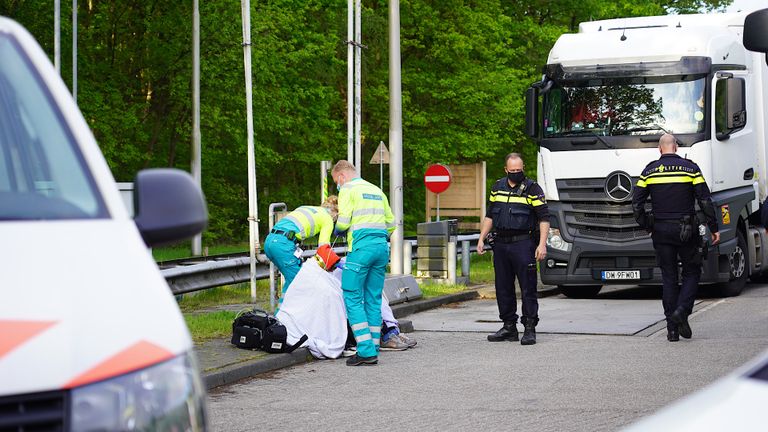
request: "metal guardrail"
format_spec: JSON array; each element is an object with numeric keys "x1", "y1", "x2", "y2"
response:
[{"x1": 161, "y1": 234, "x2": 484, "y2": 295}]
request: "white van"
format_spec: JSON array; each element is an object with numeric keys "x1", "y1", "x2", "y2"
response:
[{"x1": 0, "y1": 17, "x2": 209, "y2": 430}]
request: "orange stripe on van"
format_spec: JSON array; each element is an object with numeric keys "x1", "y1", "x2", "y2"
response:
[
  {"x1": 63, "y1": 340, "x2": 174, "y2": 389},
  {"x1": 0, "y1": 320, "x2": 57, "y2": 359}
]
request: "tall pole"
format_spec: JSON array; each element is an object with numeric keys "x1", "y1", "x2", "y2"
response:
[
  {"x1": 241, "y1": 0, "x2": 261, "y2": 303},
  {"x1": 388, "y1": 0, "x2": 404, "y2": 274},
  {"x1": 354, "y1": 0, "x2": 362, "y2": 169},
  {"x1": 54, "y1": 0, "x2": 60, "y2": 73},
  {"x1": 191, "y1": 0, "x2": 202, "y2": 256},
  {"x1": 347, "y1": 0, "x2": 354, "y2": 163},
  {"x1": 72, "y1": 0, "x2": 77, "y2": 102}
]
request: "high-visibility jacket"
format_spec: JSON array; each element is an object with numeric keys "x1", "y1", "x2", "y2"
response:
[
  {"x1": 274, "y1": 206, "x2": 335, "y2": 245},
  {"x1": 632, "y1": 153, "x2": 718, "y2": 233},
  {"x1": 487, "y1": 177, "x2": 548, "y2": 234},
  {"x1": 335, "y1": 178, "x2": 395, "y2": 251}
]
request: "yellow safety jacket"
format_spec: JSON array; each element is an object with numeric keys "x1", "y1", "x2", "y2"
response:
[
  {"x1": 335, "y1": 178, "x2": 395, "y2": 251},
  {"x1": 276, "y1": 206, "x2": 335, "y2": 245}
]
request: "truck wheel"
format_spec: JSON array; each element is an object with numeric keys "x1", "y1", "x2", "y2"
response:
[
  {"x1": 717, "y1": 230, "x2": 748, "y2": 297},
  {"x1": 560, "y1": 285, "x2": 602, "y2": 298}
]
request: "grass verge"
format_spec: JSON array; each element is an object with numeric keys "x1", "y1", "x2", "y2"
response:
[
  {"x1": 153, "y1": 242, "x2": 249, "y2": 262},
  {"x1": 184, "y1": 311, "x2": 239, "y2": 344}
]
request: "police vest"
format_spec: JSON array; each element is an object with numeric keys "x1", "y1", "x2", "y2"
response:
[{"x1": 490, "y1": 179, "x2": 536, "y2": 232}]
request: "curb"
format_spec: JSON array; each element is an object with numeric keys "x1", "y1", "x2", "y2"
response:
[
  {"x1": 200, "y1": 287, "x2": 561, "y2": 389},
  {"x1": 201, "y1": 289, "x2": 480, "y2": 390},
  {"x1": 204, "y1": 348, "x2": 313, "y2": 390}
]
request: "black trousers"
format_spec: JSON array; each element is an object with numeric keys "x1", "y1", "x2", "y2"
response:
[
  {"x1": 652, "y1": 222, "x2": 702, "y2": 328},
  {"x1": 493, "y1": 238, "x2": 538, "y2": 323}
]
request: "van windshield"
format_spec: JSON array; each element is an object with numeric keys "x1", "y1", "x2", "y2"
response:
[
  {"x1": 0, "y1": 35, "x2": 106, "y2": 220},
  {"x1": 542, "y1": 76, "x2": 706, "y2": 138}
]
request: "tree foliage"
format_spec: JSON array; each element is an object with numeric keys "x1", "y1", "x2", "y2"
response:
[{"x1": 0, "y1": 0, "x2": 730, "y2": 241}]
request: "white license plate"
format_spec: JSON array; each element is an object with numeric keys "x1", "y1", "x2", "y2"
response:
[{"x1": 601, "y1": 270, "x2": 640, "y2": 280}]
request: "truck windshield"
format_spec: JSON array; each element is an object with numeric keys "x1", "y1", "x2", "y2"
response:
[
  {"x1": 543, "y1": 76, "x2": 706, "y2": 138},
  {"x1": 0, "y1": 35, "x2": 106, "y2": 220}
]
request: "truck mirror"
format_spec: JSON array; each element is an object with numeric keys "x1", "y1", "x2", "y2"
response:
[
  {"x1": 744, "y1": 8, "x2": 768, "y2": 66},
  {"x1": 715, "y1": 77, "x2": 746, "y2": 140},
  {"x1": 525, "y1": 87, "x2": 539, "y2": 138},
  {"x1": 133, "y1": 168, "x2": 208, "y2": 247}
]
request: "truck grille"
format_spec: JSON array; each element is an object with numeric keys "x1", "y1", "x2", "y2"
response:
[
  {"x1": 0, "y1": 390, "x2": 67, "y2": 432},
  {"x1": 557, "y1": 178, "x2": 649, "y2": 242}
]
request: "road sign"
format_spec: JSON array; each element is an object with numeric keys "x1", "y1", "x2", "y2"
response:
[
  {"x1": 424, "y1": 164, "x2": 452, "y2": 194},
  {"x1": 369, "y1": 142, "x2": 390, "y2": 164}
]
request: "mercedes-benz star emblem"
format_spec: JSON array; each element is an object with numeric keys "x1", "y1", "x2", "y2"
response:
[{"x1": 605, "y1": 171, "x2": 633, "y2": 201}]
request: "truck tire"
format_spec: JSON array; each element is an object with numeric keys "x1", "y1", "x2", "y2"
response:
[
  {"x1": 560, "y1": 285, "x2": 602, "y2": 298},
  {"x1": 717, "y1": 230, "x2": 748, "y2": 297}
]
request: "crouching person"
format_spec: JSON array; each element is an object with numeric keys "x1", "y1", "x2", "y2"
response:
[{"x1": 264, "y1": 196, "x2": 338, "y2": 311}]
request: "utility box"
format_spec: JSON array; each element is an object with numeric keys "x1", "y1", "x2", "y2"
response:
[{"x1": 416, "y1": 219, "x2": 465, "y2": 284}]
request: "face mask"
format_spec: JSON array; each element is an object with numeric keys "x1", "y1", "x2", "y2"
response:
[{"x1": 507, "y1": 171, "x2": 525, "y2": 184}]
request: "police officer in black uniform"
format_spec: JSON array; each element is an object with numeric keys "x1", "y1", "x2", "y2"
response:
[
  {"x1": 632, "y1": 134, "x2": 720, "y2": 342},
  {"x1": 478, "y1": 153, "x2": 549, "y2": 345}
]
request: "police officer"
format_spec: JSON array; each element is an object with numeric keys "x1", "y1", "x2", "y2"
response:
[
  {"x1": 264, "y1": 196, "x2": 339, "y2": 311},
  {"x1": 632, "y1": 134, "x2": 720, "y2": 342},
  {"x1": 477, "y1": 153, "x2": 549, "y2": 345},
  {"x1": 332, "y1": 160, "x2": 395, "y2": 366}
]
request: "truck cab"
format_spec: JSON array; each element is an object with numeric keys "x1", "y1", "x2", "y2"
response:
[{"x1": 525, "y1": 12, "x2": 768, "y2": 297}]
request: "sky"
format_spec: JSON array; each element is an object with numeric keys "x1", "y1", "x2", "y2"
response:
[{"x1": 725, "y1": 0, "x2": 767, "y2": 13}]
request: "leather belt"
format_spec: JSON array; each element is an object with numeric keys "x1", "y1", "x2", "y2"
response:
[
  {"x1": 270, "y1": 228, "x2": 298, "y2": 242},
  {"x1": 495, "y1": 233, "x2": 531, "y2": 243}
]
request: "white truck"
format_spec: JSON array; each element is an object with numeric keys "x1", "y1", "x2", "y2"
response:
[
  {"x1": 525, "y1": 11, "x2": 768, "y2": 297},
  {"x1": 0, "y1": 17, "x2": 209, "y2": 430}
]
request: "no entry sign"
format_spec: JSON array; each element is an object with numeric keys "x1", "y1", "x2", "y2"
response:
[{"x1": 424, "y1": 164, "x2": 452, "y2": 194}]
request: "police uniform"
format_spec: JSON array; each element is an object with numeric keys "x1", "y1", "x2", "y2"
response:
[
  {"x1": 487, "y1": 176, "x2": 549, "y2": 337},
  {"x1": 335, "y1": 178, "x2": 395, "y2": 362},
  {"x1": 264, "y1": 205, "x2": 335, "y2": 310},
  {"x1": 632, "y1": 153, "x2": 718, "y2": 340}
]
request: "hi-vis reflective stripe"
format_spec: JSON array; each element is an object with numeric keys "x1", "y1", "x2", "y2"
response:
[
  {"x1": 369, "y1": 325, "x2": 381, "y2": 334},
  {"x1": 351, "y1": 322, "x2": 369, "y2": 331},
  {"x1": 355, "y1": 334, "x2": 372, "y2": 342},
  {"x1": 352, "y1": 208, "x2": 385, "y2": 217},
  {"x1": 373, "y1": 338, "x2": 380, "y2": 345},
  {"x1": 529, "y1": 197, "x2": 545, "y2": 207},
  {"x1": 490, "y1": 195, "x2": 528, "y2": 204},
  {"x1": 351, "y1": 222, "x2": 387, "y2": 231},
  {"x1": 337, "y1": 215, "x2": 351, "y2": 225},
  {"x1": 285, "y1": 207, "x2": 321, "y2": 238},
  {"x1": 637, "y1": 173, "x2": 704, "y2": 187}
]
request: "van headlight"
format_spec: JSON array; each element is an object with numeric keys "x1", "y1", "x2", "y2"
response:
[
  {"x1": 547, "y1": 228, "x2": 572, "y2": 252},
  {"x1": 70, "y1": 352, "x2": 207, "y2": 431}
]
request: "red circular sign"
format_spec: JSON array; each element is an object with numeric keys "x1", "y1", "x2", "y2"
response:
[{"x1": 424, "y1": 164, "x2": 452, "y2": 194}]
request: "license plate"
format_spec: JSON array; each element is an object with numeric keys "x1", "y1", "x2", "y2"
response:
[{"x1": 601, "y1": 270, "x2": 640, "y2": 280}]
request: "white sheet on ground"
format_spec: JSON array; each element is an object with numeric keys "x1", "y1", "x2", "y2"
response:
[{"x1": 276, "y1": 259, "x2": 347, "y2": 359}]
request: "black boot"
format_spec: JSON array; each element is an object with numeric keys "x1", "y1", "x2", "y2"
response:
[
  {"x1": 487, "y1": 321, "x2": 518, "y2": 342},
  {"x1": 670, "y1": 308, "x2": 692, "y2": 339},
  {"x1": 667, "y1": 328, "x2": 680, "y2": 342},
  {"x1": 521, "y1": 317, "x2": 538, "y2": 345}
]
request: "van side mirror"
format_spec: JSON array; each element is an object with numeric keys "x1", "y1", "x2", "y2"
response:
[
  {"x1": 715, "y1": 77, "x2": 746, "y2": 141},
  {"x1": 525, "y1": 87, "x2": 539, "y2": 138},
  {"x1": 133, "y1": 168, "x2": 208, "y2": 247},
  {"x1": 744, "y1": 9, "x2": 768, "y2": 53}
]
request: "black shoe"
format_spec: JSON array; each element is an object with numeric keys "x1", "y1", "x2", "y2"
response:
[
  {"x1": 487, "y1": 322, "x2": 519, "y2": 342},
  {"x1": 520, "y1": 317, "x2": 537, "y2": 345},
  {"x1": 667, "y1": 329, "x2": 680, "y2": 342},
  {"x1": 346, "y1": 354, "x2": 378, "y2": 366},
  {"x1": 670, "y1": 308, "x2": 692, "y2": 339}
]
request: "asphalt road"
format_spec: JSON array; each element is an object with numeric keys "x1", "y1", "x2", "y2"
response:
[{"x1": 206, "y1": 283, "x2": 768, "y2": 432}]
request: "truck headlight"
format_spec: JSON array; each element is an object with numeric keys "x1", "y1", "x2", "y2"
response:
[
  {"x1": 70, "y1": 351, "x2": 207, "y2": 431},
  {"x1": 547, "y1": 228, "x2": 572, "y2": 253}
]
